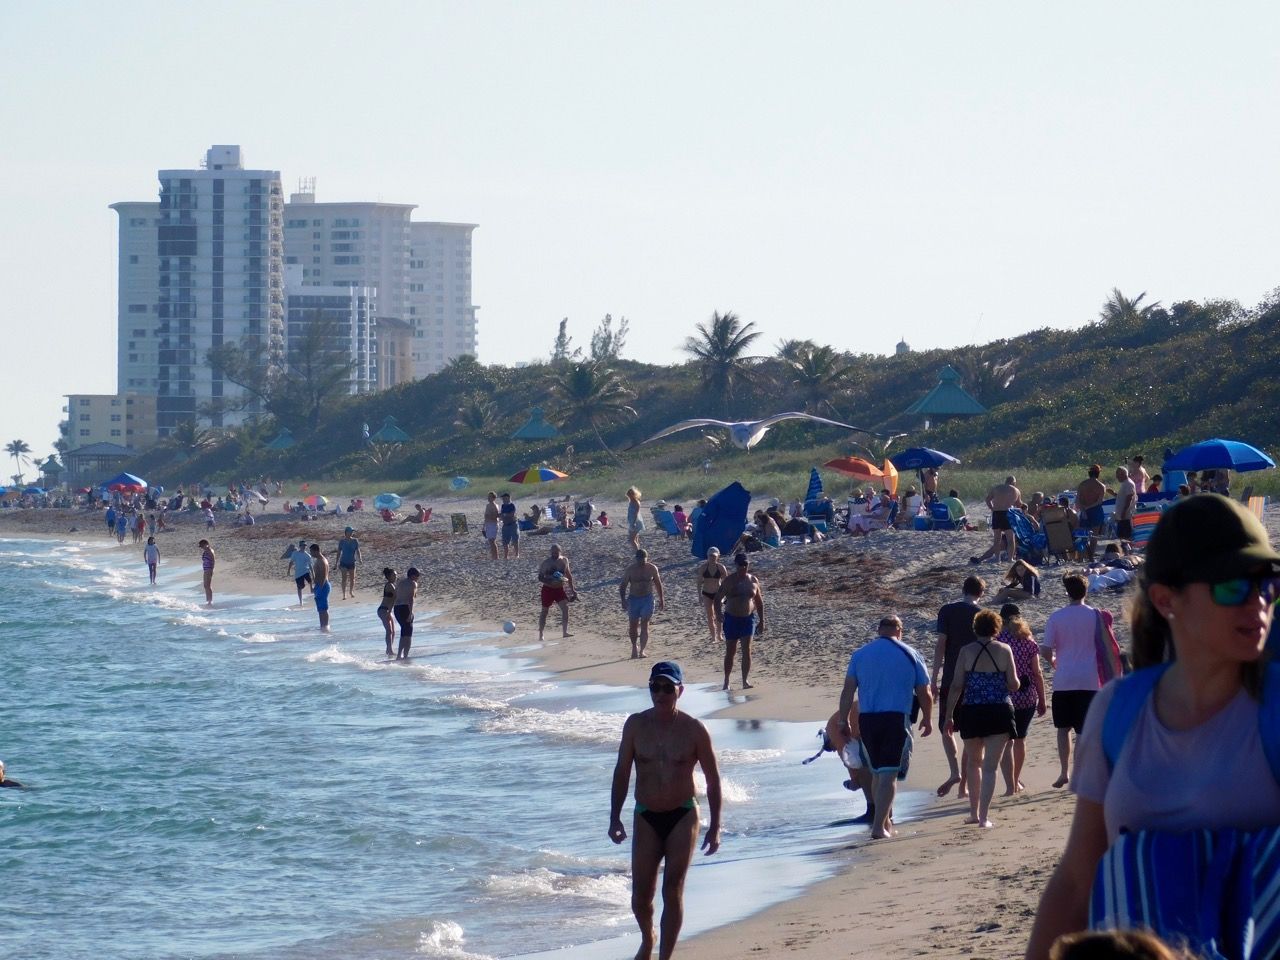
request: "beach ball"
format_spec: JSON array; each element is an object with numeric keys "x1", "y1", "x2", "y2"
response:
[{"x1": 502, "y1": 620, "x2": 517, "y2": 634}]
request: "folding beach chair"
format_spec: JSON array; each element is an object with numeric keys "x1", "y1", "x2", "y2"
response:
[
  {"x1": 1129, "y1": 510, "x2": 1162, "y2": 552},
  {"x1": 1039, "y1": 505, "x2": 1076, "y2": 563},
  {"x1": 1247, "y1": 496, "x2": 1267, "y2": 523},
  {"x1": 653, "y1": 509, "x2": 682, "y2": 537},
  {"x1": 929, "y1": 501, "x2": 960, "y2": 531},
  {"x1": 1006, "y1": 508, "x2": 1048, "y2": 564}
]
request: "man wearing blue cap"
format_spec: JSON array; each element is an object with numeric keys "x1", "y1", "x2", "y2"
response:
[{"x1": 609, "y1": 661, "x2": 721, "y2": 960}]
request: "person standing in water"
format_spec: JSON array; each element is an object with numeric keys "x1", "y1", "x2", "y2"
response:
[
  {"x1": 143, "y1": 536, "x2": 160, "y2": 585},
  {"x1": 377, "y1": 567, "x2": 397, "y2": 657},
  {"x1": 198, "y1": 539, "x2": 215, "y2": 606},
  {"x1": 393, "y1": 567, "x2": 420, "y2": 660},
  {"x1": 308, "y1": 543, "x2": 331, "y2": 632},
  {"x1": 609, "y1": 661, "x2": 721, "y2": 960}
]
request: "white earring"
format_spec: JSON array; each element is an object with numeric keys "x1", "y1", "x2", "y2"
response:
[{"x1": 1165, "y1": 611, "x2": 1176, "y2": 620}]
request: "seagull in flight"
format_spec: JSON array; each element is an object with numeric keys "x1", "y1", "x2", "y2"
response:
[{"x1": 629, "y1": 412, "x2": 884, "y2": 452}]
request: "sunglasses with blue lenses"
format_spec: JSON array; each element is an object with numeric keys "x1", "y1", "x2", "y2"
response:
[{"x1": 1208, "y1": 576, "x2": 1280, "y2": 607}]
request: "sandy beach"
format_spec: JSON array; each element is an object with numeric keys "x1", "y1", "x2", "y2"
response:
[{"x1": 9, "y1": 490, "x2": 1267, "y2": 958}]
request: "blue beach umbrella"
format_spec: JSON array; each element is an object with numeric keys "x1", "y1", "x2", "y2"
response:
[
  {"x1": 450, "y1": 476, "x2": 471, "y2": 491},
  {"x1": 24, "y1": 487, "x2": 46, "y2": 496},
  {"x1": 804, "y1": 468, "x2": 823, "y2": 503},
  {"x1": 889, "y1": 447, "x2": 961, "y2": 470},
  {"x1": 1163, "y1": 438, "x2": 1275, "y2": 473},
  {"x1": 373, "y1": 493, "x2": 402, "y2": 511},
  {"x1": 103, "y1": 471, "x2": 148, "y2": 490}
]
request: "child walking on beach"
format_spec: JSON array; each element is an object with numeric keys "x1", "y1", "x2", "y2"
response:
[{"x1": 143, "y1": 536, "x2": 160, "y2": 585}]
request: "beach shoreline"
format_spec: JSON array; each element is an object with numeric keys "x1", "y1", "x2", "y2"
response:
[{"x1": 0, "y1": 494, "x2": 1181, "y2": 958}]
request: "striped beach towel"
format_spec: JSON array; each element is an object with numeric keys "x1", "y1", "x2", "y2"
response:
[{"x1": 1091, "y1": 826, "x2": 1280, "y2": 959}]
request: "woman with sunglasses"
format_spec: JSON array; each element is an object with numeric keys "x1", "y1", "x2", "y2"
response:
[{"x1": 1026, "y1": 495, "x2": 1280, "y2": 959}]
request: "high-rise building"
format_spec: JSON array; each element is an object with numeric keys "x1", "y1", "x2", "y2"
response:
[
  {"x1": 112, "y1": 145, "x2": 285, "y2": 437},
  {"x1": 285, "y1": 186, "x2": 478, "y2": 378},
  {"x1": 284, "y1": 265, "x2": 376, "y2": 394},
  {"x1": 407, "y1": 221, "x2": 478, "y2": 375}
]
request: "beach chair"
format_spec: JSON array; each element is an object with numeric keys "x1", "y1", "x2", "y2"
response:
[
  {"x1": 653, "y1": 509, "x2": 682, "y2": 537},
  {"x1": 1039, "y1": 505, "x2": 1076, "y2": 563},
  {"x1": 573, "y1": 501, "x2": 594, "y2": 529},
  {"x1": 929, "y1": 501, "x2": 959, "y2": 531},
  {"x1": 1130, "y1": 510, "x2": 1162, "y2": 552},
  {"x1": 1247, "y1": 496, "x2": 1267, "y2": 522},
  {"x1": 1006, "y1": 508, "x2": 1048, "y2": 564}
]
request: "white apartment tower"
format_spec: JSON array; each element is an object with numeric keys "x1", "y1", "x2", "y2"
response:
[
  {"x1": 112, "y1": 146, "x2": 285, "y2": 436},
  {"x1": 285, "y1": 186, "x2": 478, "y2": 378},
  {"x1": 408, "y1": 221, "x2": 478, "y2": 376}
]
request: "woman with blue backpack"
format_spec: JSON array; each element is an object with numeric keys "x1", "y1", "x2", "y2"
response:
[{"x1": 1026, "y1": 494, "x2": 1280, "y2": 960}]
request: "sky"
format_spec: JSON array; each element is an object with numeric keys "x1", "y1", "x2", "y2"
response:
[{"x1": 2, "y1": 1, "x2": 1278, "y2": 464}]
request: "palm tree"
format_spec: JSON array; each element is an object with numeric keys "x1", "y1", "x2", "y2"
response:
[
  {"x1": 953, "y1": 353, "x2": 1017, "y2": 406},
  {"x1": 454, "y1": 393, "x2": 496, "y2": 433},
  {"x1": 783, "y1": 343, "x2": 859, "y2": 415},
  {"x1": 5, "y1": 439, "x2": 31, "y2": 485},
  {"x1": 1099, "y1": 288, "x2": 1162, "y2": 326},
  {"x1": 683, "y1": 310, "x2": 762, "y2": 408},
  {"x1": 549, "y1": 360, "x2": 637, "y2": 464},
  {"x1": 775, "y1": 338, "x2": 817, "y2": 364}
]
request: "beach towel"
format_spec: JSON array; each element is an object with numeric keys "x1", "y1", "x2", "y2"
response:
[{"x1": 805, "y1": 467, "x2": 823, "y2": 504}]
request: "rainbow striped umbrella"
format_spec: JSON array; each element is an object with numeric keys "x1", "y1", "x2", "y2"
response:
[{"x1": 508, "y1": 465, "x2": 569, "y2": 484}]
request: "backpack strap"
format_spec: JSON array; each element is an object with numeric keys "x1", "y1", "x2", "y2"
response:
[
  {"x1": 1261, "y1": 660, "x2": 1280, "y2": 784},
  {"x1": 1102, "y1": 664, "x2": 1170, "y2": 773}
]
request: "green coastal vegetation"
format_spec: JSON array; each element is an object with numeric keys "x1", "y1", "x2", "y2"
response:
[{"x1": 114, "y1": 288, "x2": 1280, "y2": 501}]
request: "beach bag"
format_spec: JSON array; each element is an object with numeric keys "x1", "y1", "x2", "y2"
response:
[
  {"x1": 1090, "y1": 661, "x2": 1280, "y2": 958},
  {"x1": 1093, "y1": 609, "x2": 1124, "y2": 684}
]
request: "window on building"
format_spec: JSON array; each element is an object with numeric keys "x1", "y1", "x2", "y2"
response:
[
  {"x1": 79, "y1": 414, "x2": 90, "y2": 421},
  {"x1": 129, "y1": 255, "x2": 139, "y2": 264},
  {"x1": 80, "y1": 429, "x2": 90, "y2": 437},
  {"x1": 110, "y1": 414, "x2": 122, "y2": 422},
  {"x1": 130, "y1": 217, "x2": 148, "y2": 227},
  {"x1": 132, "y1": 329, "x2": 146, "y2": 337},
  {"x1": 111, "y1": 429, "x2": 121, "y2": 437},
  {"x1": 79, "y1": 399, "x2": 90, "y2": 406}
]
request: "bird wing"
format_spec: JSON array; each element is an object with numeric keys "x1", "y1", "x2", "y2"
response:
[
  {"x1": 627, "y1": 419, "x2": 733, "y2": 449},
  {"x1": 753, "y1": 412, "x2": 880, "y2": 435}
]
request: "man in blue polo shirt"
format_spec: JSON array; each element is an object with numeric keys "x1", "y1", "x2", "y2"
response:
[{"x1": 838, "y1": 615, "x2": 933, "y2": 840}]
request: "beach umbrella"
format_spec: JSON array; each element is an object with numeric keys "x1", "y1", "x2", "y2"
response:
[
  {"x1": 23, "y1": 487, "x2": 46, "y2": 496},
  {"x1": 691, "y1": 481, "x2": 752, "y2": 560},
  {"x1": 508, "y1": 465, "x2": 569, "y2": 484},
  {"x1": 1163, "y1": 438, "x2": 1275, "y2": 473},
  {"x1": 75, "y1": 487, "x2": 91, "y2": 494},
  {"x1": 304, "y1": 494, "x2": 328, "y2": 508},
  {"x1": 889, "y1": 446, "x2": 961, "y2": 470},
  {"x1": 823, "y1": 457, "x2": 884, "y2": 483},
  {"x1": 804, "y1": 467, "x2": 823, "y2": 503},
  {"x1": 103, "y1": 471, "x2": 148, "y2": 490},
  {"x1": 373, "y1": 493, "x2": 402, "y2": 511},
  {"x1": 450, "y1": 476, "x2": 471, "y2": 491},
  {"x1": 882, "y1": 459, "x2": 899, "y2": 496}
]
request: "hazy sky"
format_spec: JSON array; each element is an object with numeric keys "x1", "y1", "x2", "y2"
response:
[{"x1": 2, "y1": 1, "x2": 1278, "y2": 463}]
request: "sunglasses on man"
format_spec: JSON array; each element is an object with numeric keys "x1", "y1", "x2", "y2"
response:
[{"x1": 649, "y1": 681, "x2": 678, "y2": 695}]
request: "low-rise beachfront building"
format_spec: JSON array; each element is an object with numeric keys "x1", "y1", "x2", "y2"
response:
[
  {"x1": 62, "y1": 442, "x2": 137, "y2": 485},
  {"x1": 62, "y1": 394, "x2": 159, "y2": 452}
]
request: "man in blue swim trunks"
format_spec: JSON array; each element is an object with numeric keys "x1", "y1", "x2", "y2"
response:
[
  {"x1": 714, "y1": 552, "x2": 766, "y2": 690},
  {"x1": 309, "y1": 543, "x2": 331, "y2": 632},
  {"x1": 1075, "y1": 464, "x2": 1107, "y2": 560},
  {"x1": 620, "y1": 549, "x2": 665, "y2": 660},
  {"x1": 609, "y1": 661, "x2": 721, "y2": 960}
]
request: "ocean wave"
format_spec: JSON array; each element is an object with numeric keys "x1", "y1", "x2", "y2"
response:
[
  {"x1": 415, "y1": 920, "x2": 494, "y2": 960},
  {"x1": 477, "y1": 706, "x2": 625, "y2": 745},
  {"x1": 717, "y1": 748, "x2": 786, "y2": 765},
  {"x1": 483, "y1": 867, "x2": 629, "y2": 905},
  {"x1": 442, "y1": 694, "x2": 512, "y2": 712},
  {"x1": 239, "y1": 632, "x2": 280, "y2": 644}
]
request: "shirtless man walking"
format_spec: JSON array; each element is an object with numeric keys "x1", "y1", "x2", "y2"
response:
[
  {"x1": 1075, "y1": 464, "x2": 1107, "y2": 560},
  {"x1": 309, "y1": 543, "x2": 331, "y2": 632},
  {"x1": 970, "y1": 476, "x2": 1023, "y2": 565},
  {"x1": 609, "y1": 661, "x2": 721, "y2": 960},
  {"x1": 392, "y1": 567, "x2": 420, "y2": 660},
  {"x1": 714, "y1": 553, "x2": 766, "y2": 690},
  {"x1": 620, "y1": 549, "x2": 665, "y2": 659},
  {"x1": 537, "y1": 544, "x2": 575, "y2": 641}
]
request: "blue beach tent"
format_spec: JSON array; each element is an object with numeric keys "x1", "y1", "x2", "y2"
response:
[{"x1": 691, "y1": 481, "x2": 751, "y2": 559}]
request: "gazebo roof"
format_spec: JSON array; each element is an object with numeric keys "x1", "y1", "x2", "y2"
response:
[
  {"x1": 511, "y1": 407, "x2": 559, "y2": 440},
  {"x1": 65, "y1": 442, "x2": 134, "y2": 457},
  {"x1": 265, "y1": 427, "x2": 296, "y2": 451},
  {"x1": 370, "y1": 416, "x2": 411, "y2": 443},
  {"x1": 903, "y1": 365, "x2": 988, "y2": 416}
]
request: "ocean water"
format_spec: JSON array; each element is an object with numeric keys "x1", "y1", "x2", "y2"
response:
[{"x1": 0, "y1": 536, "x2": 904, "y2": 959}]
